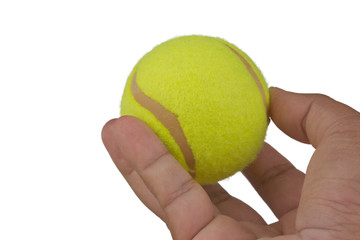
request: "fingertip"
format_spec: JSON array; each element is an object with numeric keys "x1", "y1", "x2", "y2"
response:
[
  {"x1": 116, "y1": 115, "x2": 162, "y2": 148},
  {"x1": 269, "y1": 87, "x2": 290, "y2": 113},
  {"x1": 101, "y1": 116, "x2": 144, "y2": 149},
  {"x1": 269, "y1": 86, "x2": 281, "y2": 93},
  {"x1": 269, "y1": 87, "x2": 311, "y2": 143},
  {"x1": 101, "y1": 118, "x2": 120, "y2": 145},
  {"x1": 115, "y1": 116, "x2": 169, "y2": 169},
  {"x1": 269, "y1": 86, "x2": 289, "y2": 101}
]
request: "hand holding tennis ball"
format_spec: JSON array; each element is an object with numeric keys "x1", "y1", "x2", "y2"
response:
[{"x1": 121, "y1": 35, "x2": 269, "y2": 184}]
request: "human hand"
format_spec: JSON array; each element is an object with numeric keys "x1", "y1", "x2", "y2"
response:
[{"x1": 102, "y1": 87, "x2": 360, "y2": 240}]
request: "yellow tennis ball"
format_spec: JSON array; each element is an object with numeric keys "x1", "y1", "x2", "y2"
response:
[{"x1": 121, "y1": 35, "x2": 269, "y2": 184}]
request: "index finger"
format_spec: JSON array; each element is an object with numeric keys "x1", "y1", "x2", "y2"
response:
[{"x1": 115, "y1": 116, "x2": 217, "y2": 240}]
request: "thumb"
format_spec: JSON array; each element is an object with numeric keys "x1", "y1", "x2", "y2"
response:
[{"x1": 269, "y1": 87, "x2": 360, "y2": 147}]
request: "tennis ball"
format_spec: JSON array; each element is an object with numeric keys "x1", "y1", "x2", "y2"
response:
[{"x1": 121, "y1": 35, "x2": 269, "y2": 185}]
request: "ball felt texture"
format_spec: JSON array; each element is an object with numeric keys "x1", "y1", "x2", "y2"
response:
[{"x1": 121, "y1": 35, "x2": 269, "y2": 184}]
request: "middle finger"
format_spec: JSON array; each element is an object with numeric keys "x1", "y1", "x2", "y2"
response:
[
  {"x1": 242, "y1": 143, "x2": 305, "y2": 218},
  {"x1": 203, "y1": 184, "x2": 267, "y2": 224}
]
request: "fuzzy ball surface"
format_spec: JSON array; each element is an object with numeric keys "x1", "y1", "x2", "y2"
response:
[{"x1": 121, "y1": 35, "x2": 269, "y2": 184}]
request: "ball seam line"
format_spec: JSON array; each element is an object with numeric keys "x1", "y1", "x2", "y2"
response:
[
  {"x1": 225, "y1": 45, "x2": 269, "y2": 116},
  {"x1": 131, "y1": 71, "x2": 196, "y2": 178}
]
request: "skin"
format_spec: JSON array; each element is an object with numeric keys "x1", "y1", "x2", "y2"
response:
[{"x1": 102, "y1": 87, "x2": 360, "y2": 240}]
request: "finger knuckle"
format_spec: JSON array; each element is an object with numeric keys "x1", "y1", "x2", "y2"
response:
[{"x1": 162, "y1": 177, "x2": 197, "y2": 210}]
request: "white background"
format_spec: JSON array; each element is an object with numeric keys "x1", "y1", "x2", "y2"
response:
[{"x1": 1, "y1": 1, "x2": 359, "y2": 239}]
